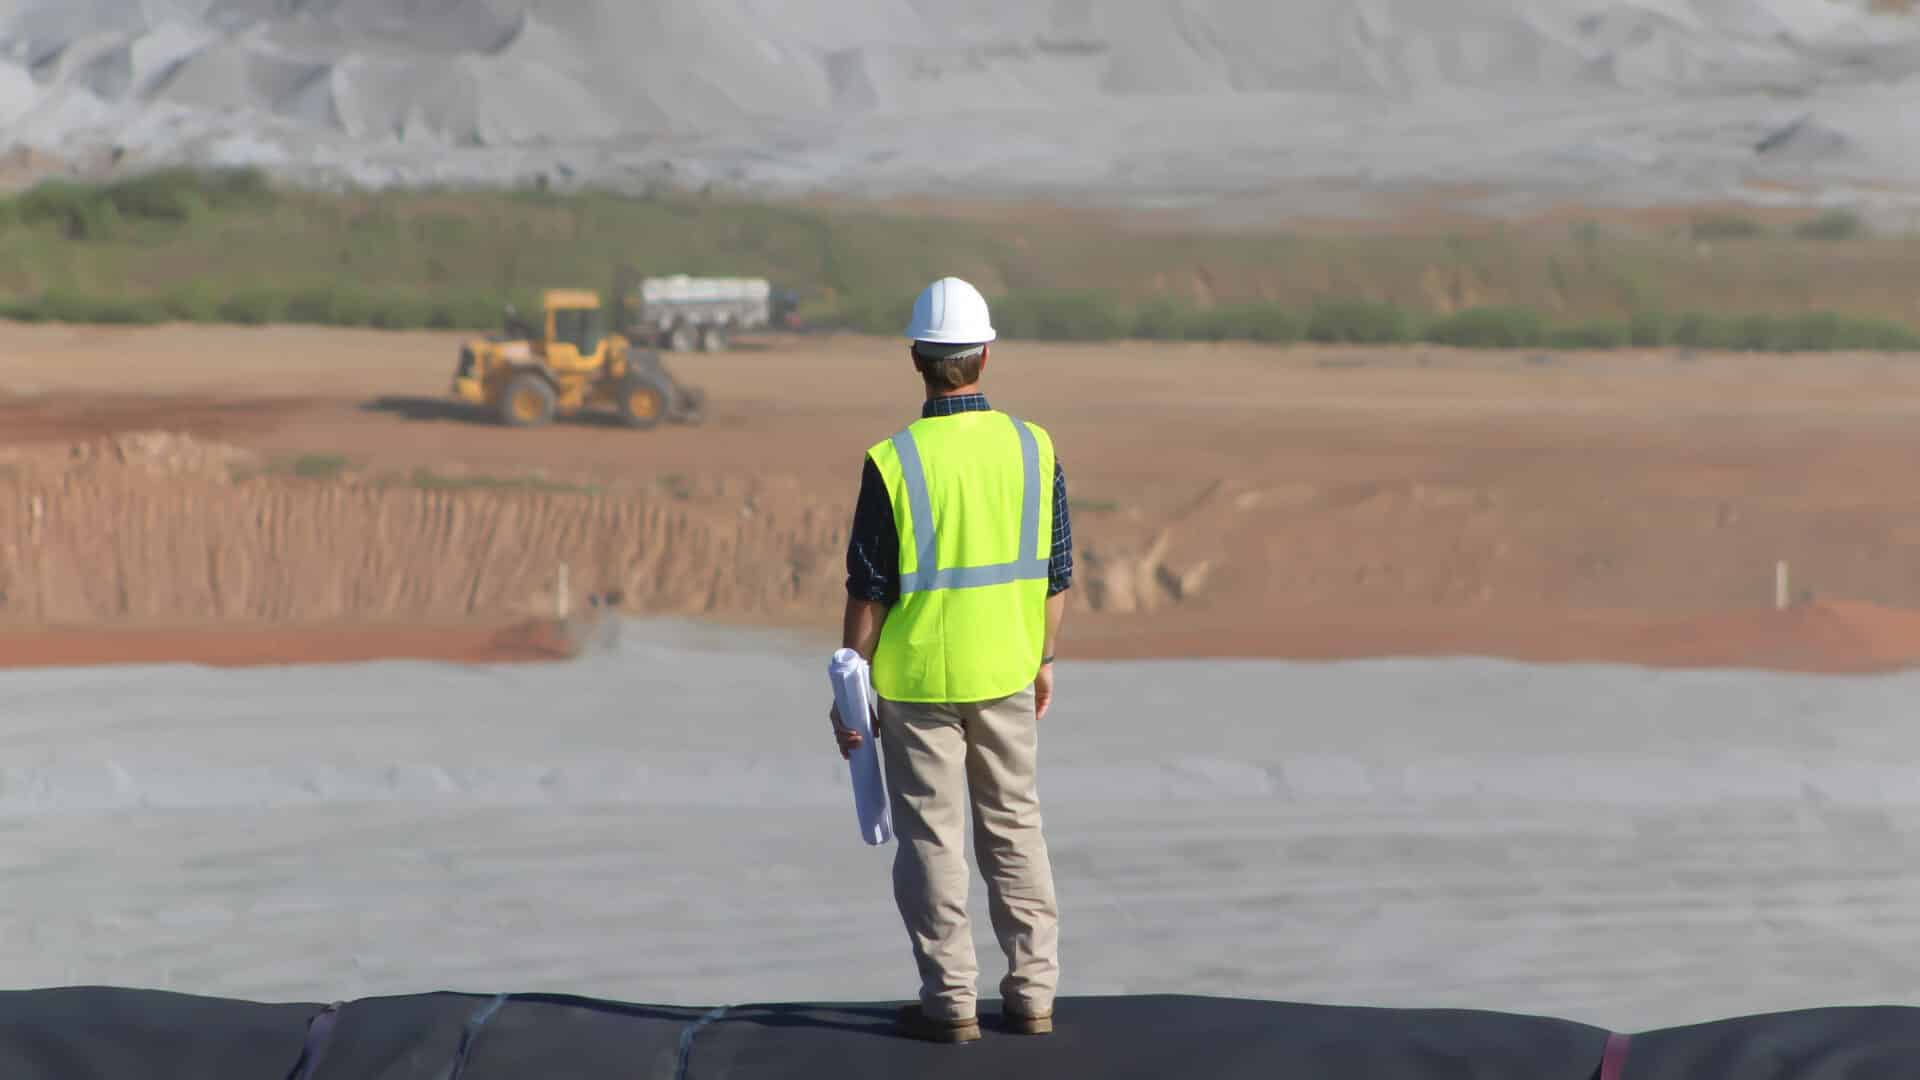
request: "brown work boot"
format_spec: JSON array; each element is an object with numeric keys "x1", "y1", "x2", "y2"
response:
[
  {"x1": 1002, "y1": 1005, "x2": 1054, "y2": 1035},
  {"x1": 894, "y1": 1004, "x2": 981, "y2": 1044}
]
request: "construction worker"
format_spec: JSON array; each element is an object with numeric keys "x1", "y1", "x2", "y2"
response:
[{"x1": 831, "y1": 277, "x2": 1072, "y2": 1044}]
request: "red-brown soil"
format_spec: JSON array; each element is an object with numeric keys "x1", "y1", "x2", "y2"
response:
[
  {"x1": 1062, "y1": 601, "x2": 1920, "y2": 674},
  {"x1": 0, "y1": 619, "x2": 572, "y2": 669}
]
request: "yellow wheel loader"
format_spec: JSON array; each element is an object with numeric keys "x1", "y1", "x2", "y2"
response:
[{"x1": 450, "y1": 289, "x2": 705, "y2": 429}]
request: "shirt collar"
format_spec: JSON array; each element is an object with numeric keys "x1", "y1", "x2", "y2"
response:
[{"x1": 922, "y1": 393, "x2": 991, "y2": 419}]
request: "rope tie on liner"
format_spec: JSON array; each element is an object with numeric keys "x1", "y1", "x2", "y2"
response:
[
  {"x1": 673, "y1": 1005, "x2": 732, "y2": 1080},
  {"x1": 283, "y1": 1002, "x2": 342, "y2": 1080},
  {"x1": 446, "y1": 993, "x2": 510, "y2": 1080},
  {"x1": 1599, "y1": 1032, "x2": 1631, "y2": 1080}
]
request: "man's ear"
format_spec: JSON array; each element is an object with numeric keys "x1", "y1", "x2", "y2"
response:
[{"x1": 979, "y1": 345, "x2": 990, "y2": 373}]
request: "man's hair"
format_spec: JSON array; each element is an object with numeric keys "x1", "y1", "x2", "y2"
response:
[{"x1": 912, "y1": 341, "x2": 987, "y2": 392}]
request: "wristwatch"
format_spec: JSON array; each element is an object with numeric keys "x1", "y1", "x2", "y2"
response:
[{"x1": 1040, "y1": 654, "x2": 1057, "y2": 666}]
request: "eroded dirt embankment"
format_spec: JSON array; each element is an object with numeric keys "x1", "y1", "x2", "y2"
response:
[
  {"x1": 0, "y1": 433, "x2": 850, "y2": 626},
  {"x1": 13, "y1": 432, "x2": 1920, "y2": 674}
]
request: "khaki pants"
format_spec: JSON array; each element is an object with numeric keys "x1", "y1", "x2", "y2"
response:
[{"x1": 878, "y1": 684, "x2": 1060, "y2": 1022}]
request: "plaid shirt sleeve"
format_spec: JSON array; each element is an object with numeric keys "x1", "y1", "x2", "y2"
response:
[
  {"x1": 845, "y1": 457, "x2": 900, "y2": 604},
  {"x1": 1049, "y1": 459, "x2": 1073, "y2": 596}
]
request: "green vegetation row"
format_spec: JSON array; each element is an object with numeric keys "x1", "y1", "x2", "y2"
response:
[
  {"x1": 1686, "y1": 209, "x2": 1870, "y2": 243},
  {"x1": 7, "y1": 281, "x2": 1913, "y2": 351},
  {"x1": 0, "y1": 285, "x2": 510, "y2": 331},
  {"x1": 234, "y1": 453, "x2": 599, "y2": 494},
  {"x1": 2, "y1": 167, "x2": 1919, "y2": 350},
  {"x1": 836, "y1": 293, "x2": 1920, "y2": 351}
]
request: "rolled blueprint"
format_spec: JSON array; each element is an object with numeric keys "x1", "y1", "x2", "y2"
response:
[{"x1": 828, "y1": 648, "x2": 893, "y2": 845}]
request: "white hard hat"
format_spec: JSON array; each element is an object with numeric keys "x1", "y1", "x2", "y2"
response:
[{"x1": 905, "y1": 277, "x2": 996, "y2": 345}]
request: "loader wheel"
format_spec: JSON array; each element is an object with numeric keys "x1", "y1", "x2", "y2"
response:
[
  {"x1": 617, "y1": 374, "x2": 669, "y2": 430},
  {"x1": 500, "y1": 373, "x2": 556, "y2": 428},
  {"x1": 698, "y1": 326, "x2": 728, "y2": 353},
  {"x1": 667, "y1": 323, "x2": 699, "y2": 352}
]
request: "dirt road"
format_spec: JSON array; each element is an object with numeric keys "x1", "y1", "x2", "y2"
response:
[{"x1": 7, "y1": 322, "x2": 1920, "y2": 669}]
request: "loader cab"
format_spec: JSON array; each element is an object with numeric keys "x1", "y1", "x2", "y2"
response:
[
  {"x1": 538, "y1": 289, "x2": 610, "y2": 372},
  {"x1": 551, "y1": 304, "x2": 605, "y2": 355}
]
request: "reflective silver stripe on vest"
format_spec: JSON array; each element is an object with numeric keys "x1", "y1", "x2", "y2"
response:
[
  {"x1": 1013, "y1": 415, "x2": 1042, "y2": 563},
  {"x1": 895, "y1": 414, "x2": 1048, "y2": 596},
  {"x1": 889, "y1": 427, "x2": 939, "y2": 591}
]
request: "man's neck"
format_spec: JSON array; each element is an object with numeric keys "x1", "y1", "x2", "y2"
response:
[{"x1": 925, "y1": 385, "x2": 982, "y2": 401}]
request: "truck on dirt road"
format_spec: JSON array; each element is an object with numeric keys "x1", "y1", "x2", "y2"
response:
[{"x1": 616, "y1": 274, "x2": 800, "y2": 353}]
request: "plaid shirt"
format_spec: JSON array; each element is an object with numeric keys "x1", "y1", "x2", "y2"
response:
[{"x1": 846, "y1": 393, "x2": 1073, "y2": 604}]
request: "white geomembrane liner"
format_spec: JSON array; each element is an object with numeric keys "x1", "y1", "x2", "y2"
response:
[{"x1": 4, "y1": 618, "x2": 1920, "y2": 1031}]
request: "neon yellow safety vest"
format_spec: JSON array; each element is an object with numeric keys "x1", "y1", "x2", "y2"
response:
[{"x1": 868, "y1": 410, "x2": 1056, "y2": 704}]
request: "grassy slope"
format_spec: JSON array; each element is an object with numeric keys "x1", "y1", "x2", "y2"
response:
[{"x1": 1, "y1": 170, "x2": 1917, "y2": 348}]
